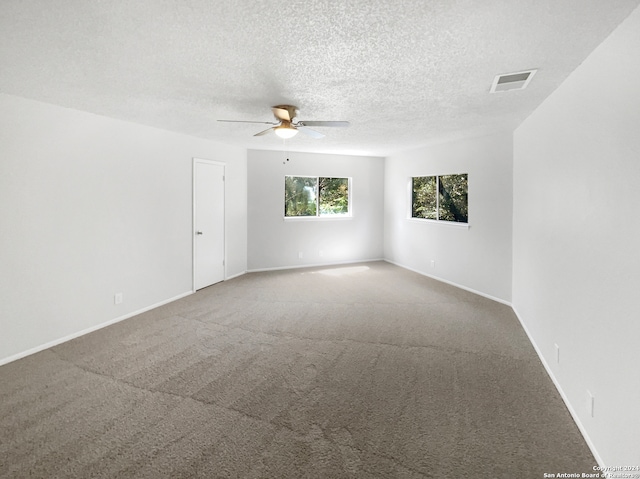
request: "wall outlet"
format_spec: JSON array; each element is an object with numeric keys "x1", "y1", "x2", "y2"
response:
[
  {"x1": 555, "y1": 343, "x2": 560, "y2": 364},
  {"x1": 587, "y1": 390, "x2": 595, "y2": 417},
  {"x1": 114, "y1": 293, "x2": 123, "y2": 305},
  {"x1": 430, "y1": 260, "x2": 435, "y2": 268},
  {"x1": 319, "y1": 250, "x2": 324, "y2": 258},
  {"x1": 298, "y1": 251, "x2": 303, "y2": 259}
]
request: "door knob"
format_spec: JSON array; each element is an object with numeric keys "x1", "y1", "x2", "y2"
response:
[{"x1": 196, "y1": 231, "x2": 203, "y2": 235}]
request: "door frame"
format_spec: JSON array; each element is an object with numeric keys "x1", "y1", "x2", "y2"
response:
[{"x1": 192, "y1": 157, "x2": 226, "y2": 292}]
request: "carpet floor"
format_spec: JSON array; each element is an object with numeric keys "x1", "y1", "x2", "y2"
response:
[{"x1": 0, "y1": 261, "x2": 595, "y2": 478}]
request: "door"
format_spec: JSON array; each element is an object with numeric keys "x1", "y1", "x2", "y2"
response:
[{"x1": 194, "y1": 159, "x2": 225, "y2": 290}]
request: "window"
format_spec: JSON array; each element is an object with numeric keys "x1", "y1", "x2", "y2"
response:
[
  {"x1": 412, "y1": 174, "x2": 468, "y2": 223},
  {"x1": 285, "y1": 176, "x2": 350, "y2": 217}
]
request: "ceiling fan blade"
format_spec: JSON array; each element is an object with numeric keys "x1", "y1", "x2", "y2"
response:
[
  {"x1": 254, "y1": 127, "x2": 275, "y2": 136},
  {"x1": 297, "y1": 126, "x2": 325, "y2": 139},
  {"x1": 218, "y1": 120, "x2": 277, "y2": 124},
  {"x1": 299, "y1": 121, "x2": 350, "y2": 128},
  {"x1": 271, "y1": 107, "x2": 291, "y2": 122}
]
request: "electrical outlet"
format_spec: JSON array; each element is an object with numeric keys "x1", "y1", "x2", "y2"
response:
[
  {"x1": 430, "y1": 260, "x2": 435, "y2": 268},
  {"x1": 587, "y1": 390, "x2": 595, "y2": 417},
  {"x1": 298, "y1": 251, "x2": 303, "y2": 259},
  {"x1": 114, "y1": 293, "x2": 123, "y2": 305},
  {"x1": 555, "y1": 343, "x2": 560, "y2": 364}
]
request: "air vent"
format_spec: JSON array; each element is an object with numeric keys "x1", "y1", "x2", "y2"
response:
[{"x1": 490, "y1": 69, "x2": 537, "y2": 93}]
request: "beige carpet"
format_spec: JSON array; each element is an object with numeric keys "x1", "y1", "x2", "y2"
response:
[{"x1": 0, "y1": 261, "x2": 595, "y2": 478}]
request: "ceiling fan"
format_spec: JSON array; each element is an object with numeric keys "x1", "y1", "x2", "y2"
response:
[{"x1": 217, "y1": 105, "x2": 349, "y2": 139}]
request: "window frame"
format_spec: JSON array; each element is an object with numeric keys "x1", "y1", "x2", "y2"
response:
[
  {"x1": 284, "y1": 175, "x2": 353, "y2": 220},
  {"x1": 409, "y1": 174, "x2": 469, "y2": 226}
]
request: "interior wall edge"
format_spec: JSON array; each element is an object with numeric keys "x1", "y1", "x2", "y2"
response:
[
  {"x1": 247, "y1": 257, "x2": 385, "y2": 274},
  {"x1": 225, "y1": 270, "x2": 248, "y2": 281},
  {"x1": 385, "y1": 259, "x2": 511, "y2": 306},
  {"x1": 0, "y1": 290, "x2": 193, "y2": 367},
  {"x1": 389, "y1": 249, "x2": 607, "y2": 466},
  {"x1": 511, "y1": 306, "x2": 605, "y2": 469}
]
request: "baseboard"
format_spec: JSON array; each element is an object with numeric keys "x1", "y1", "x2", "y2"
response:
[
  {"x1": 225, "y1": 270, "x2": 247, "y2": 281},
  {"x1": 385, "y1": 259, "x2": 512, "y2": 306},
  {"x1": 511, "y1": 306, "x2": 605, "y2": 469},
  {"x1": 0, "y1": 290, "x2": 193, "y2": 367},
  {"x1": 387, "y1": 259, "x2": 604, "y2": 466},
  {"x1": 247, "y1": 258, "x2": 385, "y2": 273}
]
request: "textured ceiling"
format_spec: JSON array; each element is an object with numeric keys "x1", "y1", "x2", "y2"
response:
[{"x1": 1, "y1": 0, "x2": 639, "y2": 156}]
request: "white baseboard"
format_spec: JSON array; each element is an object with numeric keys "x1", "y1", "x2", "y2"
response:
[
  {"x1": 511, "y1": 306, "x2": 605, "y2": 469},
  {"x1": 0, "y1": 262, "x2": 605, "y2": 469},
  {"x1": 0, "y1": 290, "x2": 193, "y2": 367},
  {"x1": 225, "y1": 270, "x2": 247, "y2": 281},
  {"x1": 385, "y1": 259, "x2": 512, "y2": 306},
  {"x1": 247, "y1": 258, "x2": 385, "y2": 273},
  {"x1": 388, "y1": 259, "x2": 604, "y2": 466}
]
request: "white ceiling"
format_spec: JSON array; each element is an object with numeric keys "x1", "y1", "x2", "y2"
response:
[{"x1": 1, "y1": 0, "x2": 638, "y2": 156}]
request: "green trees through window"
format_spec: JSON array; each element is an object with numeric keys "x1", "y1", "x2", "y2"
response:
[
  {"x1": 412, "y1": 174, "x2": 468, "y2": 223},
  {"x1": 285, "y1": 176, "x2": 350, "y2": 217},
  {"x1": 285, "y1": 176, "x2": 317, "y2": 216},
  {"x1": 412, "y1": 176, "x2": 438, "y2": 219}
]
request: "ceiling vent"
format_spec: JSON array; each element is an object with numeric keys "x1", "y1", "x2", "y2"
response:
[{"x1": 490, "y1": 69, "x2": 537, "y2": 93}]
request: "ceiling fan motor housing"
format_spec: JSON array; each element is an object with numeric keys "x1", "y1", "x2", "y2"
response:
[{"x1": 272, "y1": 105, "x2": 298, "y2": 122}]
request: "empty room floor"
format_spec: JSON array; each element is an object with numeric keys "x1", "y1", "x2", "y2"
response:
[{"x1": 0, "y1": 261, "x2": 595, "y2": 478}]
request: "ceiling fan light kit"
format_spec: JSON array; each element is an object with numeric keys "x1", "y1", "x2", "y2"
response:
[
  {"x1": 218, "y1": 105, "x2": 349, "y2": 140},
  {"x1": 274, "y1": 121, "x2": 299, "y2": 139}
]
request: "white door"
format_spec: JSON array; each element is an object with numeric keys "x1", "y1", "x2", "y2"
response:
[{"x1": 194, "y1": 159, "x2": 225, "y2": 290}]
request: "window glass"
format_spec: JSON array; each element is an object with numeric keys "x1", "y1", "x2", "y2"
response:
[
  {"x1": 412, "y1": 176, "x2": 437, "y2": 219},
  {"x1": 411, "y1": 174, "x2": 468, "y2": 223},
  {"x1": 319, "y1": 177, "x2": 349, "y2": 215},
  {"x1": 438, "y1": 174, "x2": 468, "y2": 223},
  {"x1": 285, "y1": 176, "x2": 317, "y2": 216},
  {"x1": 285, "y1": 176, "x2": 350, "y2": 217}
]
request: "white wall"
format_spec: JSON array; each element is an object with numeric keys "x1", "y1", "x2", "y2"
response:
[
  {"x1": 513, "y1": 5, "x2": 640, "y2": 466},
  {"x1": 247, "y1": 149, "x2": 384, "y2": 270},
  {"x1": 384, "y1": 133, "x2": 513, "y2": 303},
  {"x1": 0, "y1": 93, "x2": 247, "y2": 364}
]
